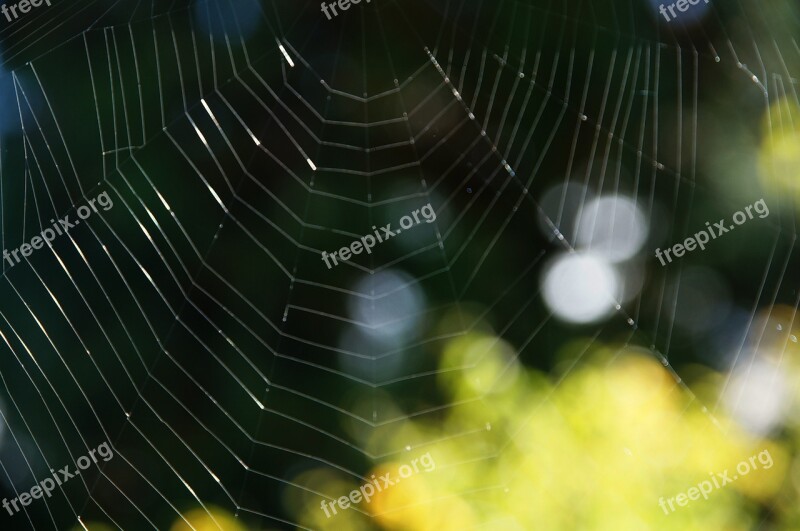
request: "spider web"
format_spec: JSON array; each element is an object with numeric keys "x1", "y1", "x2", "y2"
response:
[{"x1": 0, "y1": 0, "x2": 797, "y2": 528}]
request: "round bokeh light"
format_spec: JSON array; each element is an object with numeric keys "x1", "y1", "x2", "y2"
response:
[{"x1": 542, "y1": 252, "x2": 620, "y2": 324}]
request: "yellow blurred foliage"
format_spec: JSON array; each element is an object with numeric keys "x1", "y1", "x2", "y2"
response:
[
  {"x1": 759, "y1": 96, "x2": 800, "y2": 204},
  {"x1": 284, "y1": 329, "x2": 800, "y2": 530},
  {"x1": 170, "y1": 505, "x2": 247, "y2": 531}
]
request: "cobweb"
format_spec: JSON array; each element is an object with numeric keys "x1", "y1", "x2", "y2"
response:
[{"x1": 0, "y1": 0, "x2": 797, "y2": 528}]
